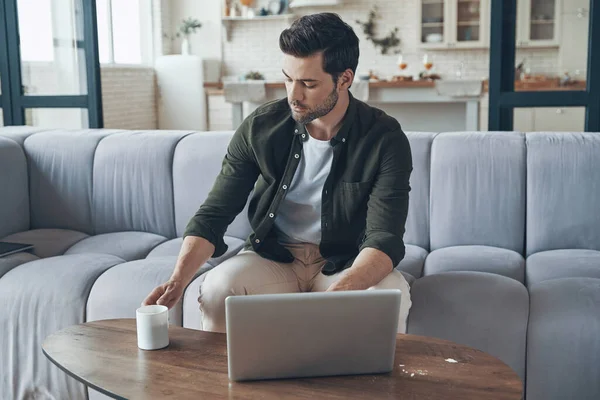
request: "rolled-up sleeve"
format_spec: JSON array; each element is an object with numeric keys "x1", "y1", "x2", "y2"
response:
[
  {"x1": 183, "y1": 116, "x2": 260, "y2": 257},
  {"x1": 359, "y1": 128, "x2": 412, "y2": 267}
]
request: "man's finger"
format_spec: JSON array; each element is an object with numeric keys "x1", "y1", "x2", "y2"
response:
[{"x1": 143, "y1": 287, "x2": 163, "y2": 306}]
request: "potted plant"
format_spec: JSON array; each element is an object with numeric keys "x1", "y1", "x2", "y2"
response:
[{"x1": 165, "y1": 17, "x2": 203, "y2": 55}]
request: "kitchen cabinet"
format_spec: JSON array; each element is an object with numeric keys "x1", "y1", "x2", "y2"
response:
[
  {"x1": 558, "y1": 0, "x2": 589, "y2": 76},
  {"x1": 516, "y1": 0, "x2": 561, "y2": 48},
  {"x1": 532, "y1": 107, "x2": 585, "y2": 132},
  {"x1": 513, "y1": 107, "x2": 585, "y2": 132},
  {"x1": 419, "y1": 0, "x2": 488, "y2": 50},
  {"x1": 419, "y1": 0, "x2": 564, "y2": 50}
]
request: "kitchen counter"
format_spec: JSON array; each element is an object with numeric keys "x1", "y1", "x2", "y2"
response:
[
  {"x1": 204, "y1": 80, "x2": 437, "y2": 91},
  {"x1": 206, "y1": 79, "x2": 483, "y2": 132},
  {"x1": 482, "y1": 79, "x2": 587, "y2": 92}
]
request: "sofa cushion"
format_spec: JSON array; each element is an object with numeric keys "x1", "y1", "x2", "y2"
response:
[
  {"x1": 430, "y1": 132, "x2": 526, "y2": 253},
  {"x1": 396, "y1": 244, "x2": 428, "y2": 279},
  {"x1": 172, "y1": 132, "x2": 252, "y2": 240},
  {"x1": 86, "y1": 257, "x2": 214, "y2": 327},
  {"x1": 403, "y1": 132, "x2": 437, "y2": 250},
  {"x1": 0, "y1": 136, "x2": 29, "y2": 239},
  {"x1": 2, "y1": 229, "x2": 88, "y2": 258},
  {"x1": 146, "y1": 236, "x2": 245, "y2": 266},
  {"x1": 0, "y1": 252, "x2": 39, "y2": 279},
  {"x1": 526, "y1": 249, "x2": 600, "y2": 286},
  {"x1": 0, "y1": 254, "x2": 124, "y2": 400},
  {"x1": 526, "y1": 133, "x2": 600, "y2": 256},
  {"x1": 23, "y1": 130, "x2": 120, "y2": 234},
  {"x1": 407, "y1": 271, "x2": 528, "y2": 382},
  {"x1": 0, "y1": 126, "x2": 48, "y2": 146},
  {"x1": 527, "y1": 278, "x2": 600, "y2": 400},
  {"x1": 92, "y1": 130, "x2": 190, "y2": 238},
  {"x1": 65, "y1": 231, "x2": 167, "y2": 261},
  {"x1": 424, "y1": 245, "x2": 525, "y2": 283}
]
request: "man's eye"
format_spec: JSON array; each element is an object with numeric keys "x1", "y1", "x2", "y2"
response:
[{"x1": 305, "y1": 84, "x2": 316, "y2": 89}]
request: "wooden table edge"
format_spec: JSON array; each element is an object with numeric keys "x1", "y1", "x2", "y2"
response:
[{"x1": 42, "y1": 343, "x2": 126, "y2": 400}]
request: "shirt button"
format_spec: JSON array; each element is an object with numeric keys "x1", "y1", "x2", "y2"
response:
[
  {"x1": 282, "y1": 185, "x2": 288, "y2": 190},
  {"x1": 269, "y1": 213, "x2": 274, "y2": 218},
  {"x1": 294, "y1": 129, "x2": 298, "y2": 133},
  {"x1": 294, "y1": 154, "x2": 300, "y2": 159},
  {"x1": 325, "y1": 190, "x2": 328, "y2": 195},
  {"x1": 324, "y1": 222, "x2": 328, "y2": 228},
  {"x1": 302, "y1": 134, "x2": 306, "y2": 138},
  {"x1": 255, "y1": 239, "x2": 260, "y2": 243},
  {"x1": 342, "y1": 138, "x2": 346, "y2": 143}
]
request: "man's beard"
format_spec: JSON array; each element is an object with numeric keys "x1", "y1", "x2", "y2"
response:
[{"x1": 290, "y1": 88, "x2": 339, "y2": 125}]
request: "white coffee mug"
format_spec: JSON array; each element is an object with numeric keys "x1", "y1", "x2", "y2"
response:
[{"x1": 136, "y1": 305, "x2": 169, "y2": 350}]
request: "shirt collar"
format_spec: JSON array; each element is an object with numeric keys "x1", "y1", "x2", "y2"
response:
[{"x1": 293, "y1": 91, "x2": 357, "y2": 146}]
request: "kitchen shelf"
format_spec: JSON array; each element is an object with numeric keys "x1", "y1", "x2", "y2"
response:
[
  {"x1": 222, "y1": 14, "x2": 295, "y2": 21},
  {"x1": 457, "y1": 21, "x2": 481, "y2": 26},
  {"x1": 221, "y1": 14, "x2": 296, "y2": 41},
  {"x1": 422, "y1": 22, "x2": 445, "y2": 27},
  {"x1": 531, "y1": 19, "x2": 555, "y2": 24}
]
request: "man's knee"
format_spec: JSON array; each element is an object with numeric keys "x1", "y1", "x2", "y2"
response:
[{"x1": 199, "y1": 265, "x2": 243, "y2": 306}]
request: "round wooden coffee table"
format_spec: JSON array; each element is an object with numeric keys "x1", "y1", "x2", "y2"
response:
[{"x1": 42, "y1": 319, "x2": 522, "y2": 399}]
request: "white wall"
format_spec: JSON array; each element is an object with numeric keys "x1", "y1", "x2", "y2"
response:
[{"x1": 168, "y1": 0, "x2": 223, "y2": 81}]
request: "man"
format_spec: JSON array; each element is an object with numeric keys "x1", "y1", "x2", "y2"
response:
[{"x1": 143, "y1": 13, "x2": 413, "y2": 333}]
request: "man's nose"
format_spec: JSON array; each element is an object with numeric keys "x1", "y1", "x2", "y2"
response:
[{"x1": 288, "y1": 82, "x2": 304, "y2": 104}]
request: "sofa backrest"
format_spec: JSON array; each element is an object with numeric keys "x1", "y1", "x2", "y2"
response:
[
  {"x1": 0, "y1": 136, "x2": 29, "y2": 239},
  {"x1": 172, "y1": 131, "x2": 251, "y2": 240},
  {"x1": 526, "y1": 132, "x2": 600, "y2": 256},
  {"x1": 429, "y1": 132, "x2": 527, "y2": 254},
  {"x1": 404, "y1": 132, "x2": 437, "y2": 251},
  {"x1": 4, "y1": 127, "x2": 599, "y2": 258},
  {"x1": 92, "y1": 130, "x2": 191, "y2": 238},
  {"x1": 22, "y1": 130, "x2": 117, "y2": 235}
]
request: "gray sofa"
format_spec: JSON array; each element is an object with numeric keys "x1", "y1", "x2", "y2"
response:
[{"x1": 0, "y1": 126, "x2": 599, "y2": 400}]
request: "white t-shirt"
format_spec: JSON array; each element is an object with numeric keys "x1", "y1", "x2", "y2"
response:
[{"x1": 274, "y1": 131, "x2": 334, "y2": 244}]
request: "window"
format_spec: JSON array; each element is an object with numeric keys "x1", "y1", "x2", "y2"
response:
[
  {"x1": 96, "y1": 0, "x2": 153, "y2": 64},
  {"x1": 18, "y1": 0, "x2": 54, "y2": 62}
]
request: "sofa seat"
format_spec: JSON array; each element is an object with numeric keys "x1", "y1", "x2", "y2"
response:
[
  {"x1": 0, "y1": 254, "x2": 124, "y2": 400},
  {"x1": 396, "y1": 244, "x2": 428, "y2": 279},
  {"x1": 2, "y1": 228, "x2": 88, "y2": 258},
  {"x1": 527, "y1": 277, "x2": 600, "y2": 399},
  {"x1": 0, "y1": 252, "x2": 39, "y2": 279},
  {"x1": 424, "y1": 245, "x2": 525, "y2": 283},
  {"x1": 407, "y1": 271, "x2": 529, "y2": 382},
  {"x1": 526, "y1": 249, "x2": 600, "y2": 286},
  {"x1": 86, "y1": 257, "x2": 214, "y2": 327},
  {"x1": 146, "y1": 236, "x2": 245, "y2": 266},
  {"x1": 65, "y1": 231, "x2": 167, "y2": 261}
]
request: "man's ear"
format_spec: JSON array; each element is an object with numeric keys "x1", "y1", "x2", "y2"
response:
[{"x1": 338, "y1": 69, "x2": 354, "y2": 90}]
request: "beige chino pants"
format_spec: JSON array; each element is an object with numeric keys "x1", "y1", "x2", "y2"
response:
[{"x1": 198, "y1": 242, "x2": 412, "y2": 333}]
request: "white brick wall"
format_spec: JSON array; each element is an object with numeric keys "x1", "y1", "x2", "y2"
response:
[
  {"x1": 222, "y1": 0, "x2": 558, "y2": 81},
  {"x1": 101, "y1": 66, "x2": 157, "y2": 130}
]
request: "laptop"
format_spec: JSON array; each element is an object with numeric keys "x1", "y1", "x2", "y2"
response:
[
  {"x1": 225, "y1": 289, "x2": 401, "y2": 381},
  {"x1": 0, "y1": 242, "x2": 34, "y2": 258}
]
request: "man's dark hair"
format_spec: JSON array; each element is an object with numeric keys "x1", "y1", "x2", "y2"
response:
[{"x1": 279, "y1": 13, "x2": 359, "y2": 85}]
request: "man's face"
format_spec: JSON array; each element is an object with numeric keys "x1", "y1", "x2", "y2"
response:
[{"x1": 282, "y1": 53, "x2": 339, "y2": 125}]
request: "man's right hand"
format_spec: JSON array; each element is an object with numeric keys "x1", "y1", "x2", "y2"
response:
[{"x1": 142, "y1": 279, "x2": 185, "y2": 309}]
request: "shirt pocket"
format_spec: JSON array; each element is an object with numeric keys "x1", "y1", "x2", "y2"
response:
[{"x1": 339, "y1": 180, "x2": 373, "y2": 224}]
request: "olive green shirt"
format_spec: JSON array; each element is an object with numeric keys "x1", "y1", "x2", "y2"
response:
[{"x1": 184, "y1": 93, "x2": 412, "y2": 275}]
